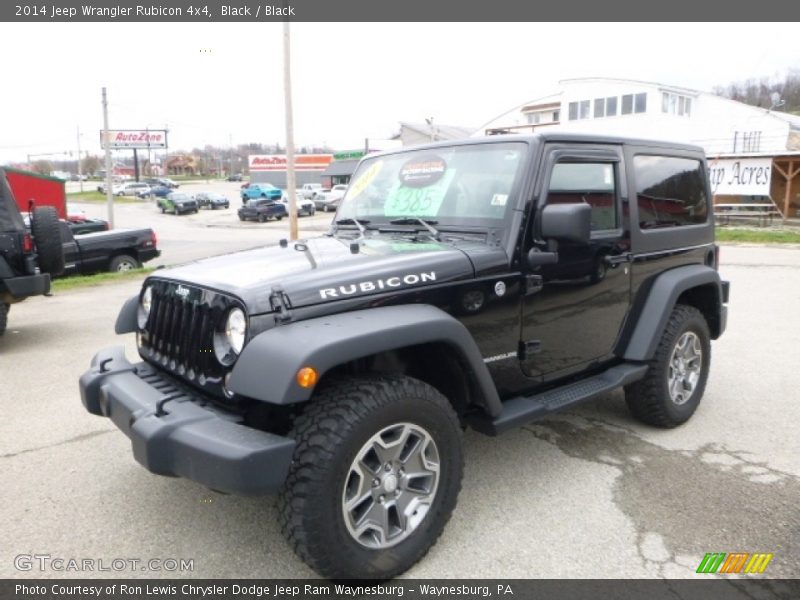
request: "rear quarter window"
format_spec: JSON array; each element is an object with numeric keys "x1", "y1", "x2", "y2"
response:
[{"x1": 634, "y1": 155, "x2": 708, "y2": 229}]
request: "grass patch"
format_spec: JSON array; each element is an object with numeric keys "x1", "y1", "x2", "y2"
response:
[
  {"x1": 52, "y1": 267, "x2": 153, "y2": 292},
  {"x1": 715, "y1": 228, "x2": 800, "y2": 244},
  {"x1": 67, "y1": 190, "x2": 141, "y2": 203}
]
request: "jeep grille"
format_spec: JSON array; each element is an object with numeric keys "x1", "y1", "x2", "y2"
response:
[{"x1": 139, "y1": 280, "x2": 240, "y2": 393}]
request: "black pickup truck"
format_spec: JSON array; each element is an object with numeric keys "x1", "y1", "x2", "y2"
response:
[{"x1": 60, "y1": 222, "x2": 160, "y2": 274}]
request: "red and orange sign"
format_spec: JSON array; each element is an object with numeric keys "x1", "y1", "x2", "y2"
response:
[{"x1": 248, "y1": 154, "x2": 333, "y2": 172}]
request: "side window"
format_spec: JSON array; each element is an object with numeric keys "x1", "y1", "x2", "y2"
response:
[
  {"x1": 546, "y1": 162, "x2": 617, "y2": 232},
  {"x1": 634, "y1": 155, "x2": 708, "y2": 229}
]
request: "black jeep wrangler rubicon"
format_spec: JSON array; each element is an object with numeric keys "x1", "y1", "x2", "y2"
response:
[
  {"x1": 80, "y1": 133, "x2": 729, "y2": 579},
  {"x1": 0, "y1": 168, "x2": 64, "y2": 335}
]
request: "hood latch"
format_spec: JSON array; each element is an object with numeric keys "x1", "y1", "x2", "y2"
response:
[{"x1": 269, "y1": 287, "x2": 293, "y2": 324}]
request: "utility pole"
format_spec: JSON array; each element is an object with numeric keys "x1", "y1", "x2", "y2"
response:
[
  {"x1": 283, "y1": 20, "x2": 298, "y2": 241},
  {"x1": 76, "y1": 126, "x2": 84, "y2": 192},
  {"x1": 102, "y1": 87, "x2": 114, "y2": 229},
  {"x1": 229, "y1": 133, "x2": 234, "y2": 176}
]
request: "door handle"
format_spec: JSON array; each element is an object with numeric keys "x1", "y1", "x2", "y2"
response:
[{"x1": 603, "y1": 252, "x2": 632, "y2": 267}]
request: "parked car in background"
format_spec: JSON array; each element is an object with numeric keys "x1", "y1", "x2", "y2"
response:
[
  {"x1": 279, "y1": 193, "x2": 315, "y2": 216},
  {"x1": 100, "y1": 182, "x2": 150, "y2": 197},
  {"x1": 158, "y1": 192, "x2": 198, "y2": 215},
  {"x1": 196, "y1": 192, "x2": 231, "y2": 209},
  {"x1": 157, "y1": 178, "x2": 180, "y2": 189},
  {"x1": 242, "y1": 183, "x2": 283, "y2": 202},
  {"x1": 59, "y1": 222, "x2": 160, "y2": 275},
  {"x1": 323, "y1": 196, "x2": 343, "y2": 213},
  {"x1": 237, "y1": 198, "x2": 287, "y2": 222},
  {"x1": 138, "y1": 185, "x2": 172, "y2": 199},
  {"x1": 227, "y1": 173, "x2": 243, "y2": 182},
  {"x1": 301, "y1": 183, "x2": 324, "y2": 199},
  {"x1": 315, "y1": 184, "x2": 348, "y2": 211}
]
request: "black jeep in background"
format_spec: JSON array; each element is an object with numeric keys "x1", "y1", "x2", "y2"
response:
[
  {"x1": 0, "y1": 168, "x2": 64, "y2": 335},
  {"x1": 81, "y1": 133, "x2": 729, "y2": 579}
]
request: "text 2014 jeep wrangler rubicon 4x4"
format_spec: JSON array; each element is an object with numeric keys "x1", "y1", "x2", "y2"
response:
[{"x1": 80, "y1": 133, "x2": 729, "y2": 579}]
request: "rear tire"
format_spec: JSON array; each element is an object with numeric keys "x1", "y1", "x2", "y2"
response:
[
  {"x1": 109, "y1": 254, "x2": 140, "y2": 272},
  {"x1": 31, "y1": 206, "x2": 65, "y2": 276},
  {"x1": 279, "y1": 374, "x2": 463, "y2": 579},
  {"x1": 624, "y1": 304, "x2": 711, "y2": 428}
]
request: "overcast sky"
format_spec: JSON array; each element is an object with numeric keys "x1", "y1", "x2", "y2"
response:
[{"x1": 0, "y1": 22, "x2": 797, "y2": 163}]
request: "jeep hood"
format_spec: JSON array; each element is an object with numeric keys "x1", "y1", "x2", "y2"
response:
[{"x1": 151, "y1": 235, "x2": 501, "y2": 314}]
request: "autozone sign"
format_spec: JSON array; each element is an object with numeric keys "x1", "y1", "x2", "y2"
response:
[
  {"x1": 249, "y1": 154, "x2": 333, "y2": 172},
  {"x1": 100, "y1": 130, "x2": 168, "y2": 149}
]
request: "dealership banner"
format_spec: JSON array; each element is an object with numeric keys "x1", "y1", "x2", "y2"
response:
[
  {"x1": 100, "y1": 130, "x2": 168, "y2": 149},
  {"x1": 3, "y1": 579, "x2": 795, "y2": 600},
  {"x1": 249, "y1": 154, "x2": 333, "y2": 172},
  {"x1": 708, "y1": 157, "x2": 772, "y2": 196}
]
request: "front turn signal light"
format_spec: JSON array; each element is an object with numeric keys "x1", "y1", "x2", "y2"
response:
[{"x1": 296, "y1": 367, "x2": 319, "y2": 388}]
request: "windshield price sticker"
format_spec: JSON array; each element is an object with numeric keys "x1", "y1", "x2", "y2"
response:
[{"x1": 384, "y1": 169, "x2": 456, "y2": 217}]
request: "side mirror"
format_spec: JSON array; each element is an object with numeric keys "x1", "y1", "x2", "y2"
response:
[{"x1": 540, "y1": 203, "x2": 591, "y2": 244}]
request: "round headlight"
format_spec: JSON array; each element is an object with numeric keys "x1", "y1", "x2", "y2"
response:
[
  {"x1": 226, "y1": 308, "x2": 246, "y2": 354},
  {"x1": 137, "y1": 286, "x2": 153, "y2": 329}
]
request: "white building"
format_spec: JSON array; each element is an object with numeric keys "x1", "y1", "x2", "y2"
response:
[{"x1": 478, "y1": 78, "x2": 800, "y2": 219}]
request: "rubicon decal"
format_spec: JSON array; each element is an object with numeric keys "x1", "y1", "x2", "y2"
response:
[{"x1": 319, "y1": 272, "x2": 437, "y2": 299}]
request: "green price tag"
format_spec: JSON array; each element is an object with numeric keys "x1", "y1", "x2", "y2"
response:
[{"x1": 384, "y1": 170, "x2": 456, "y2": 217}]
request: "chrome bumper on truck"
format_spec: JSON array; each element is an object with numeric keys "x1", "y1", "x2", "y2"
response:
[{"x1": 79, "y1": 346, "x2": 295, "y2": 495}]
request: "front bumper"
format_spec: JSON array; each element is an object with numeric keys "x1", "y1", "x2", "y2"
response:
[{"x1": 79, "y1": 346, "x2": 295, "y2": 495}]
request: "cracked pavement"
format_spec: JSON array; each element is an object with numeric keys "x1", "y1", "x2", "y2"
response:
[{"x1": 1, "y1": 236, "x2": 799, "y2": 580}]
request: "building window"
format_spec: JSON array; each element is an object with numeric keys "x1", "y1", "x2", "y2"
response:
[
  {"x1": 568, "y1": 101, "x2": 591, "y2": 120},
  {"x1": 553, "y1": 109, "x2": 560, "y2": 122},
  {"x1": 594, "y1": 98, "x2": 605, "y2": 118},
  {"x1": 606, "y1": 96, "x2": 617, "y2": 117},
  {"x1": 662, "y1": 92, "x2": 692, "y2": 116},
  {"x1": 526, "y1": 112, "x2": 542, "y2": 125},
  {"x1": 635, "y1": 93, "x2": 647, "y2": 113},
  {"x1": 634, "y1": 155, "x2": 708, "y2": 229},
  {"x1": 621, "y1": 94, "x2": 633, "y2": 115}
]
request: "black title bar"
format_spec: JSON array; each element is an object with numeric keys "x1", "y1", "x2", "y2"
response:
[{"x1": 2, "y1": 0, "x2": 799, "y2": 22}]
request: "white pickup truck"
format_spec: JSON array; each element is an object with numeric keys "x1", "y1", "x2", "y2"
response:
[{"x1": 300, "y1": 183, "x2": 324, "y2": 199}]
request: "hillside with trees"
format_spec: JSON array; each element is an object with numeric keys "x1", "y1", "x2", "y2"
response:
[{"x1": 713, "y1": 69, "x2": 800, "y2": 114}]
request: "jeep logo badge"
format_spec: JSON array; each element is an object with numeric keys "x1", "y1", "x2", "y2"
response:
[{"x1": 176, "y1": 285, "x2": 190, "y2": 298}]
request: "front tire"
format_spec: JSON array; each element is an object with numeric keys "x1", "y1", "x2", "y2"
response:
[
  {"x1": 279, "y1": 375, "x2": 463, "y2": 579},
  {"x1": 624, "y1": 304, "x2": 711, "y2": 428}
]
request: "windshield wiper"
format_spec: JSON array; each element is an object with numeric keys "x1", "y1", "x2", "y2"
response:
[
  {"x1": 334, "y1": 217, "x2": 370, "y2": 238},
  {"x1": 388, "y1": 217, "x2": 440, "y2": 240}
]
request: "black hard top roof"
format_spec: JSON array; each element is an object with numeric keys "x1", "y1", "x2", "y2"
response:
[{"x1": 365, "y1": 132, "x2": 705, "y2": 158}]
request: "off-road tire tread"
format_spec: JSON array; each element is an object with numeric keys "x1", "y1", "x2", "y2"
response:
[
  {"x1": 625, "y1": 304, "x2": 710, "y2": 428},
  {"x1": 278, "y1": 374, "x2": 462, "y2": 580}
]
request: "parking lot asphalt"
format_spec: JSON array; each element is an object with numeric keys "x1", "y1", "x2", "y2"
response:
[{"x1": 1, "y1": 198, "x2": 799, "y2": 579}]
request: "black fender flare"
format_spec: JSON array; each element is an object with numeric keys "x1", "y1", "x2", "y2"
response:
[
  {"x1": 115, "y1": 294, "x2": 139, "y2": 334},
  {"x1": 621, "y1": 264, "x2": 724, "y2": 362},
  {"x1": 229, "y1": 304, "x2": 503, "y2": 417}
]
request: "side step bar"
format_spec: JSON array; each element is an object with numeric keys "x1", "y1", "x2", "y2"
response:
[{"x1": 468, "y1": 363, "x2": 649, "y2": 436}]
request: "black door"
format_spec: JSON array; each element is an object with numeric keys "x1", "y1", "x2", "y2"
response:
[{"x1": 520, "y1": 144, "x2": 632, "y2": 381}]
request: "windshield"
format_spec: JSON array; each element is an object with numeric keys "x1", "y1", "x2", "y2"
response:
[{"x1": 336, "y1": 142, "x2": 527, "y2": 227}]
